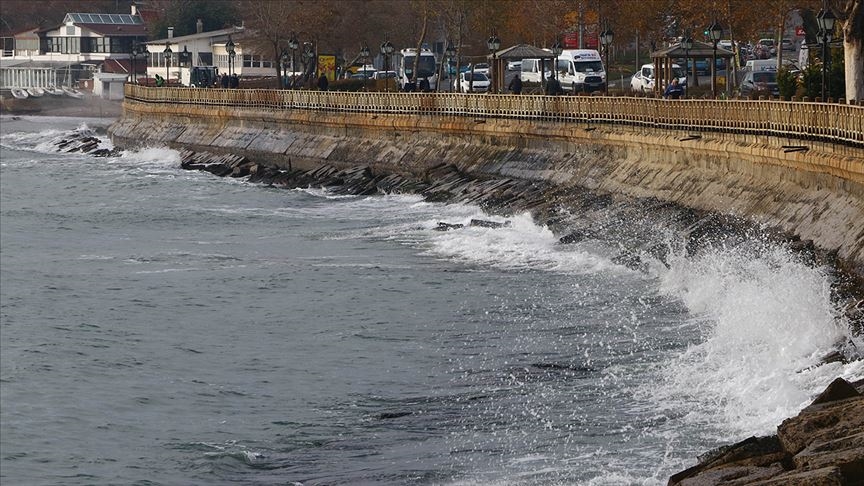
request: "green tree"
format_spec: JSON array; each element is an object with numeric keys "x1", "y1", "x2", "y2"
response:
[{"x1": 147, "y1": 0, "x2": 238, "y2": 39}]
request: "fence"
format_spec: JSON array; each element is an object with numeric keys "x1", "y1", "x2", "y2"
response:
[{"x1": 124, "y1": 84, "x2": 864, "y2": 147}]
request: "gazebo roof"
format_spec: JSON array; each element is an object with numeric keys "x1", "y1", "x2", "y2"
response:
[
  {"x1": 651, "y1": 40, "x2": 734, "y2": 58},
  {"x1": 491, "y1": 44, "x2": 555, "y2": 60}
]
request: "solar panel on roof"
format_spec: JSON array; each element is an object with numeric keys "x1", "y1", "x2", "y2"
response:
[{"x1": 66, "y1": 12, "x2": 143, "y2": 25}]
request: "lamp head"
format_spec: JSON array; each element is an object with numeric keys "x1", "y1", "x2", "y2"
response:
[
  {"x1": 708, "y1": 20, "x2": 722, "y2": 42},
  {"x1": 817, "y1": 8, "x2": 836, "y2": 32}
]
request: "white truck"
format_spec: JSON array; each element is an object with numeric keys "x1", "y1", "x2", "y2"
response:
[{"x1": 555, "y1": 49, "x2": 606, "y2": 93}]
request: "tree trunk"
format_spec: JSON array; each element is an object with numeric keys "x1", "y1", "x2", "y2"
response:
[{"x1": 845, "y1": 0, "x2": 864, "y2": 102}]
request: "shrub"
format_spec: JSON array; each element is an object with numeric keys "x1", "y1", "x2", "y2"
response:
[{"x1": 777, "y1": 67, "x2": 797, "y2": 100}]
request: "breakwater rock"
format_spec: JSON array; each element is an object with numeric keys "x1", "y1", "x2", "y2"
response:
[
  {"x1": 669, "y1": 377, "x2": 864, "y2": 486},
  {"x1": 178, "y1": 148, "x2": 864, "y2": 331}
]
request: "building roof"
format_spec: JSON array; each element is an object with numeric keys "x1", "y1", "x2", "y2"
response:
[
  {"x1": 492, "y1": 44, "x2": 556, "y2": 60},
  {"x1": 146, "y1": 25, "x2": 244, "y2": 45},
  {"x1": 64, "y1": 13, "x2": 143, "y2": 25},
  {"x1": 75, "y1": 22, "x2": 148, "y2": 37}
]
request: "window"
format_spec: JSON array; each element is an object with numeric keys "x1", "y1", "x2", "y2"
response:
[{"x1": 242, "y1": 54, "x2": 273, "y2": 68}]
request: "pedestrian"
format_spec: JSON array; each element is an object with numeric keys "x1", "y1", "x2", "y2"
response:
[
  {"x1": 664, "y1": 78, "x2": 684, "y2": 99},
  {"x1": 419, "y1": 77, "x2": 430, "y2": 92},
  {"x1": 230, "y1": 73, "x2": 239, "y2": 88},
  {"x1": 317, "y1": 73, "x2": 329, "y2": 91},
  {"x1": 220, "y1": 73, "x2": 229, "y2": 88},
  {"x1": 508, "y1": 75, "x2": 522, "y2": 94},
  {"x1": 155, "y1": 74, "x2": 164, "y2": 87},
  {"x1": 545, "y1": 74, "x2": 563, "y2": 95}
]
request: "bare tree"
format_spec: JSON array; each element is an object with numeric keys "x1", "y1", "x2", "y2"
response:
[{"x1": 843, "y1": 0, "x2": 863, "y2": 101}]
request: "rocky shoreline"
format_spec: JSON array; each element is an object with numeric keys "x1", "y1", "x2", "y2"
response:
[
  {"x1": 669, "y1": 378, "x2": 863, "y2": 486},
  {"x1": 54, "y1": 130, "x2": 864, "y2": 485}
]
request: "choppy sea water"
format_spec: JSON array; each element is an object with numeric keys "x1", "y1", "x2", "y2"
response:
[{"x1": 1, "y1": 115, "x2": 861, "y2": 486}]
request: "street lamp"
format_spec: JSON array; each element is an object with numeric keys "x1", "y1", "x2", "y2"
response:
[
  {"x1": 681, "y1": 35, "x2": 693, "y2": 98},
  {"x1": 380, "y1": 40, "x2": 394, "y2": 91},
  {"x1": 816, "y1": 5, "x2": 836, "y2": 101},
  {"x1": 599, "y1": 26, "x2": 614, "y2": 95},
  {"x1": 305, "y1": 42, "x2": 315, "y2": 87},
  {"x1": 445, "y1": 42, "x2": 456, "y2": 92},
  {"x1": 130, "y1": 42, "x2": 146, "y2": 84},
  {"x1": 280, "y1": 50, "x2": 289, "y2": 88},
  {"x1": 162, "y1": 42, "x2": 172, "y2": 85},
  {"x1": 180, "y1": 45, "x2": 191, "y2": 67},
  {"x1": 487, "y1": 34, "x2": 501, "y2": 93},
  {"x1": 360, "y1": 44, "x2": 371, "y2": 91},
  {"x1": 226, "y1": 35, "x2": 236, "y2": 78},
  {"x1": 288, "y1": 34, "x2": 299, "y2": 89},
  {"x1": 707, "y1": 19, "x2": 722, "y2": 98},
  {"x1": 550, "y1": 39, "x2": 563, "y2": 92}
]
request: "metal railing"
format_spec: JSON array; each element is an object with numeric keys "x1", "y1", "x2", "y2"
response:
[{"x1": 124, "y1": 84, "x2": 864, "y2": 147}]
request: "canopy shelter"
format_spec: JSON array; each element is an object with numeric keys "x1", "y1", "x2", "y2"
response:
[
  {"x1": 488, "y1": 44, "x2": 555, "y2": 93},
  {"x1": 650, "y1": 40, "x2": 734, "y2": 97}
]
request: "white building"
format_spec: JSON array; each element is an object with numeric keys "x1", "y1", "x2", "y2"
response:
[
  {"x1": 144, "y1": 24, "x2": 276, "y2": 87},
  {"x1": 0, "y1": 6, "x2": 147, "y2": 94}
]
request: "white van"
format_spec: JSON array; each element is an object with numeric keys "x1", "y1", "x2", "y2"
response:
[
  {"x1": 556, "y1": 49, "x2": 606, "y2": 93},
  {"x1": 745, "y1": 59, "x2": 778, "y2": 72},
  {"x1": 520, "y1": 58, "x2": 551, "y2": 83}
]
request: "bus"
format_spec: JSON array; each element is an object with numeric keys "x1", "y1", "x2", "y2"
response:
[{"x1": 398, "y1": 47, "x2": 437, "y2": 91}]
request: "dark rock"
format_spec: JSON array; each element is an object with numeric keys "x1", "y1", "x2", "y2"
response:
[
  {"x1": 810, "y1": 378, "x2": 861, "y2": 406},
  {"x1": 435, "y1": 222, "x2": 464, "y2": 231},
  {"x1": 559, "y1": 230, "x2": 592, "y2": 244},
  {"x1": 469, "y1": 219, "x2": 510, "y2": 228}
]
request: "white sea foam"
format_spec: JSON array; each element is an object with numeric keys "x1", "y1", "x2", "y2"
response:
[
  {"x1": 650, "y1": 244, "x2": 859, "y2": 438},
  {"x1": 0, "y1": 121, "x2": 112, "y2": 154}
]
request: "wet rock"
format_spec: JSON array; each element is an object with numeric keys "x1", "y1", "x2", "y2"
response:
[
  {"x1": 469, "y1": 219, "x2": 510, "y2": 228},
  {"x1": 670, "y1": 378, "x2": 864, "y2": 486},
  {"x1": 559, "y1": 230, "x2": 593, "y2": 244},
  {"x1": 434, "y1": 222, "x2": 464, "y2": 231}
]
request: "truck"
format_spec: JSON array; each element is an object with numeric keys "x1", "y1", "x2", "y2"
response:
[
  {"x1": 555, "y1": 49, "x2": 606, "y2": 93},
  {"x1": 398, "y1": 47, "x2": 437, "y2": 91}
]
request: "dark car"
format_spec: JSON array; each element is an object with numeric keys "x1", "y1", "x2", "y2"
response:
[{"x1": 740, "y1": 70, "x2": 779, "y2": 97}]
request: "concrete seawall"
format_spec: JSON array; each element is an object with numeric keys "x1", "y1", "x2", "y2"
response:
[{"x1": 109, "y1": 99, "x2": 864, "y2": 274}]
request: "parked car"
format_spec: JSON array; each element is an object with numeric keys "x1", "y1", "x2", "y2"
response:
[
  {"x1": 459, "y1": 71, "x2": 490, "y2": 93},
  {"x1": 471, "y1": 63, "x2": 490, "y2": 75},
  {"x1": 757, "y1": 38, "x2": 777, "y2": 57},
  {"x1": 781, "y1": 38, "x2": 795, "y2": 51},
  {"x1": 373, "y1": 71, "x2": 397, "y2": 79},
  {"x1": 630, "y1": 63, "x2": 686, "y2": 93},
  {"x1": 507, "y1": 60, "x2": 522, "y2": 71},
  {"x1": 739, "y1": 70, "x2": 779, "y2": 97}
]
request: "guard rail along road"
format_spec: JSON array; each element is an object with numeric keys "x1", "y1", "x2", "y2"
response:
[{"x1": 124, "y1": 84, "x2": 863, "y2": 147}]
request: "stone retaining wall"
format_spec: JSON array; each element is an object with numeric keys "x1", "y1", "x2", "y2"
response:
[{"x1": 109, "y1": 99, "x2": 864, "y2": 274}]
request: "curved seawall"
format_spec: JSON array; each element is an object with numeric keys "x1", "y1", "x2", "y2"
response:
[{"x1": 109, "y1": 97, "x2": 864, "y2": 274}]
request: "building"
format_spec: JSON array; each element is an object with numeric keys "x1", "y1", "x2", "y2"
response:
[
  {"x1": 143, "y1": 23, "x2": 278, "y2": 87},
  {"x1": 0, "y1": 5, "x2": 147, "y2": 98}
]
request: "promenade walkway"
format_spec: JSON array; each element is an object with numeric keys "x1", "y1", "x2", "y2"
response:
[{"x1": 124, "y1": 85, "x2": 863, "y2": 148}]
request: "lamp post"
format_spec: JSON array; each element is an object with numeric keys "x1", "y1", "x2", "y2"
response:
[
  {"x1": 681, "y1": 35, "x2": 693, "y2": 98},
  {"x1": 288, "y1": 34, "x2": 299, "y2": 89},
  {"x1": 707, "y1": 20, "x2": 722, "y2": 98},
  {"x1": 130, "y1": 42, "x2": 145, "y2": 84},
  {"x1": 445, "y1": 42, "x2": 456, "y2": 92},
  {"x1": 486, "y1": 34, "x2": 500, "y2": 93},
  {"x1": 225, "y1": 36, "x2": 236, "y2": 79},
  {"x1": 305, "y1": 43, "x2": 315, "y2": 87},
  {"x1": 360, "y1": 44, "x2": 370, "y2": 90},
  {"x1": 381, "y1": 40, "x2": 394, "y2": 91},
  {"x1": 599, "y1": 25, "x2": 613, "y2": 95},
  {"x1": 162, "y1": 42, "x2": 172, "y2": 85},
  {"x1": 816, "y1": 5, "x2": 836, "y2": 101},
  {"x1": 550, "y1": 40, "x2": 563, "y2": 93},
  {"x1": 280, "y1": 50, "x2": 289, "y2": 88}
]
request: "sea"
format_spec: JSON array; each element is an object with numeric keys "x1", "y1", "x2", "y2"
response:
[{"x1": 1, "y1": 114, "x2": 862, "y2": 486}]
